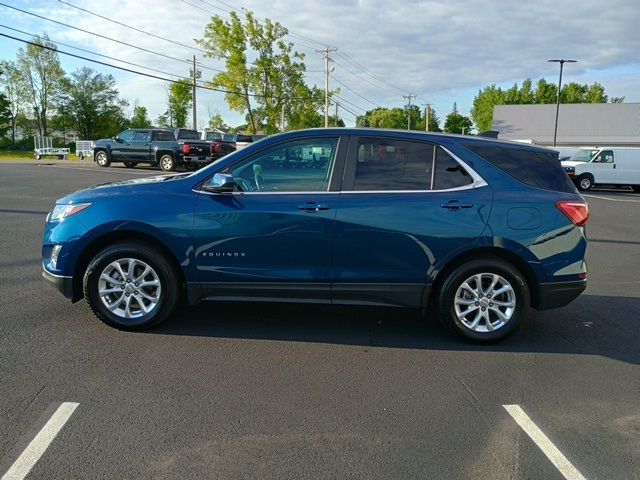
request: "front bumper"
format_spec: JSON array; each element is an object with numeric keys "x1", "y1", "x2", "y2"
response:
[
  {"x1": 42, "y1": 267, "x2": 77, "y2": 301},
  {"x1": 536, "y1": 280, "x2": 586, "y2": 310}
]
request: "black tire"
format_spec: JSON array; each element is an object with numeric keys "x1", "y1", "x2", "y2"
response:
[
  {"x1": 124, "y1": 161, "x2": 136, "y2": 168},
  {"x1": 631, "y1": 185, "x2": 640, "y2": 193},
  {"x1": 95, "y1": 150, "x2": 111, "y2": 167},
  {"x1": 82, "y1": 242, "x2": 180, "y2": 330},
  {"x1": 159, "y1": 154, "x2": 175, "y2": 172},
  {"x1": 577, "y1": 174, "x2": 593, "y2": 191},
  {"x1": 436, "y1": 257, "x2": 530, "y2": 342}
]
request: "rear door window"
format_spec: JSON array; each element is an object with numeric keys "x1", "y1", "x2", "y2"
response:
[
  {"x1": 352, "y1": 138, "x2": 434, "y2": 191},
  {"x1": 464, "y1": 143, "x2": 576, "y2": 193}
]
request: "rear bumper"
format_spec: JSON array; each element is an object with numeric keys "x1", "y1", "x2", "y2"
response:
[
  {"x1": 42, "y1": 268, "x2": 77, "y2": 301},
  {"x1": 182, "y1": 155, "x2": 213, "y2": 164},
  {"x1": 535, "y1": 280, "x2": 586, "y2": 310}
]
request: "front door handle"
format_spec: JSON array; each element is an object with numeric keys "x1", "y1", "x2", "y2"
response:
[
  {"x1": 441, "y1": 200, "x2": 473, "y2": 210},
  {"x1": 298, "y1": 202, "x2": 330, "y2": 212}
]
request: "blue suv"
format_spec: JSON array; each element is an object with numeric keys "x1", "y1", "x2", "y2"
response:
[{"x1": 42, "y1": 129, "x2": 588, "y2": 341}]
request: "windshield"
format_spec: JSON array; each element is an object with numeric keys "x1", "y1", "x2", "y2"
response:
[
  {"x1": 568, "y1": 150, "x2": 598, "y2": 162},
  {"x1": 178, "y1": 130, "x2": 200, "y2": 140}
]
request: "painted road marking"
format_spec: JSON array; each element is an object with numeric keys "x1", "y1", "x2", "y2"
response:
[
  {"x1": 584, "y1": 194, "x2": 640, "y2": 203},
  {"x1": 2, "y1": 402, "x2": 79, "y2": 480},
  {"x1": 503, "y1": 404, "x2": 586, "y2": 480}
]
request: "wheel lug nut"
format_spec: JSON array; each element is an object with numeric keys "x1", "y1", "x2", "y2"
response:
[
  {"x1": 481, "y1": 307, "x2": 486, "y2": 311},
  {"x1": 125, "y1": 293, "x2": 130, "y2": 297},
  {"x1": 134, "y1": 282, "x2": 139, "y2": 287},
  {"x1": 489, "y1": 303, "x2": 493, "y2": 307},
  {"x1": 475, "y1": 302, "x2": 479, "y2": 306},
  {"x1": 134, "y1": 291, "x2": 138, "y2": 295}
]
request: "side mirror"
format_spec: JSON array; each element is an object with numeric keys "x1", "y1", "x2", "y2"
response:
[
  {"x1": 202, "y1": 173, "x2": 236, "y2": 193},
  {"x1": 114, "y1": 137, "x2": 123, "y2": 143}
]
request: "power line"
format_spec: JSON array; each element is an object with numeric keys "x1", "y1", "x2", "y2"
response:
[
  {"x1": 0, "y1": 2, "x2": 223, "y2": 73},
  {"x1": 336, "y1": 51, "x2": 412, "y2": 95},
  {"x1": 333, "y1": 94, "x2": 367, "y2": 113},
  {"x1": 57, "y1": 0, "x2": 211, "y2": 56},
  {"x1": 0, "y1": 25, "x2": 186, "y2": 80},
  {"x1": 330, "y1": 75, "x2": 378, "y2": 107},
  {"x1": 0, "y1": 31, "x2": 314, "y2": 102}
]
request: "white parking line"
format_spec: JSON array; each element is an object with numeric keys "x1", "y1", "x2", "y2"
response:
[
  {"x1": 41, "y1": 165, "x2": 157, "y2": 175},
  {"x1": 503, "y1": 405, "x2": 586, "y2": 480},
  {"x1": 2, "y1": 402, "x2": 79, "y2": 480},
  {"x1": 584, "y1": 194, "x2": 640, "y2": 203}
]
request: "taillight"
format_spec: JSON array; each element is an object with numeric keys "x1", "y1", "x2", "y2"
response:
[
  {"x1": 212, "y1": 141, "x2": 222, "y2": 154},
  {"x1": 182, "y1": 143, "x2": 190, "y2": 154},
  {"x1": 556, "y1": 200, "x2": 589, "y2": 226}
]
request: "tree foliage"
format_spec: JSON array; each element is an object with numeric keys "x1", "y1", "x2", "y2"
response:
[
  {"x1": 16, "y1": 34, "x2": 65, "y2": 137},
  {"x1": 56, "y1": 67, "x2": 129, "y2": 139},
  {"x1": 168, "y1": 80, "x2": 192, "y2": 128},
  {"x1": 0, "y1": 60, "x2": 23, "y2": 146},
  {"x1": 197, "y1": 10, "x2": 324, "y2": 133},
  {"x1": 471, "y1": 78, "x2": 616, "y2": 132},
  {"x1": 0, "y1": 90, "x2": 10, "y2": 140},
  {"x1": 130, "y1": 104, "x2": 152, "y2": 128},
  {"x1": 356, "y1": 105, "x2": 441, "y2": 132},
  {"x1": 444, "y1": 103, "x2": 473, "y2": 134}
]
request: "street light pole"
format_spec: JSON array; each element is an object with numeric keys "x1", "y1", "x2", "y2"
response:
[{"x1": 548, "y1": 59, "x2": 577, "y2": 147}]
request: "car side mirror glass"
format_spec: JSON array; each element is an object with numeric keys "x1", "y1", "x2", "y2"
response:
[
  {"x1": 202, "y1": 173, "x2": 236, "y2": 193},
  {"x1": 114, "y1": 137, "x2": 123, "y2": 143}
]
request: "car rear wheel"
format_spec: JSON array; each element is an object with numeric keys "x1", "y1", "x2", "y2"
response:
[
  {"x1": 95, "y1": 150, "x2": 111, "y2": 167},
  {"x1": 82, "y1": 242, "x2": 180, "y2": 330},
  {"x1": 436, "y1": 258, "x2": 530, "y2": 342},
  {"x1": 577, "y1": 174, "x2": 593, "y2": 191},
  {"x1": 124, "y1": 161, "x2": 136, "y2": 168},
  {"x1": 631, "y1": 185, "x2": 640, "y2": 193},
  {"x1": 159, "y1": 154, "x2": 175, "y2": 172}
]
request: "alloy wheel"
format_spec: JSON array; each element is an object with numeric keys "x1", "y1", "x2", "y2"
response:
[{"x1": 454, "y1": 273, "x2": 516, "y2": 333}]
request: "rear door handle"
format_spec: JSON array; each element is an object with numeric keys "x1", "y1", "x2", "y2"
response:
[
  {"x1": 298, "y1": 202, "x2": 330, "y2": 212},
  {"x1": 441, "y1": 200, "x2": 473, "y2": 210}
]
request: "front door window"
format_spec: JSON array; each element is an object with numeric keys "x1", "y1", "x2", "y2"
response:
[{"x1": 222, "y1": 138, "x2": 339, "y2": 192}]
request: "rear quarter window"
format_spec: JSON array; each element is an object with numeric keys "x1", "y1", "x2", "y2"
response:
[{"x1": 463, "y1": 143, "x2": 577, "y2": 193}]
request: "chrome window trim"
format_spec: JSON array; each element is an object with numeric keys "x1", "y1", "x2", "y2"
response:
[{"x1": 193, "y1": 144, "x2": 488, "y2": 196}]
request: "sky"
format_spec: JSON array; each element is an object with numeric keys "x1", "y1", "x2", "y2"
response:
[{"x1": 1, "y1": 0, "x2": 640, "y2": 132}]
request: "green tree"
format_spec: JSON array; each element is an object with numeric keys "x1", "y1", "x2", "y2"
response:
[
  {"x1": 130, "y1": 104, "x2": 152, "y2": 128},
  {"x1": 0, "y1": 91, "x2": 10, "y2": 140},
  {"x1": 444, "y1": 103, "x2": 473, "y2": 134},
  {"x1": 197, "y1": 10, "x2": 324, "y2": 133},
  {"x1": 470, "y1": 85, "x2": 506, "y2": 132},
  {"x1": 168, "y1": 80, "x2": 191, "y2": 128},
  {"x1": 585, "y1": 82, "x2": 608, "y2": 103},
  {"x1": 0, "y1": 61, "x2": 24, "y2": 146},
  {"x1": 55, "y1": 67, "x2": 128, "y2": 139},
  {"x1": 560, "y1": 82, "x2": 587, "y2": 103},
  {"x1": 155, "y1": 112, "x2": 171, "y2": 128},
  {"x1": 534, "y1": 79, "x2": 557, "y2": 104},
  {"x1": 16, "y1": 34, "x2": 66, "y2": 137}
]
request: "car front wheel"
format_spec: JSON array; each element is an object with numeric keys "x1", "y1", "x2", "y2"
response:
[
  {"x1": 95, "y1": 150, "x2": 111, "y2": 167},
  {"x1": 124, "y1": 161, "x2": 136, "y2": 168},
  {"x1": 82, "y1": 242, "x2": 180, "y2": 330},
  {"x1": 577, "y1": 174, "x2": 593, "y2": 191},
  {"x1": 436, "y1": 258, "x2": 530, "y2": 342}
]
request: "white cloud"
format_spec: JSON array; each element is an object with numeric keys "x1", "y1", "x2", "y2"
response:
[{"x1": 1, "y1": 0, "x2": 639, "y2": 128}]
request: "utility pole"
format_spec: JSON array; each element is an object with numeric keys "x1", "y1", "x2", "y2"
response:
[
  {"x1": 317, "y1": 47, "x2": 337, "y2": 128},
  {"x1": 403, "y1": 94, "x2": 416, "y2": 130},
  {"x1": 422, "y1": 103, "x2": 432, "y2": 132},
  {"x1": 335, "y1": 101, "x2": 339, "y2": 126},
  {"x1": 548, "y1": 59, "x2": 577, "y2": 147},
  {"x1": 190, "y1": 55, "x2": 201, "y2": 130}
]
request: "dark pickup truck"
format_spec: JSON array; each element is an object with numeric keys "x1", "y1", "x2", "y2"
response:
[{"x1": 93, "y1": 128, "x2": 227, "y2": 171}]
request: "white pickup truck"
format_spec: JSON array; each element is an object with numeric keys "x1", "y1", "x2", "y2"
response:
[{"x1": 561, "y1": 147, "x2": 640, "y2": 192}]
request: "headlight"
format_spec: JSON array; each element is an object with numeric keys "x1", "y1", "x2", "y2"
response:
[{"x1": 49, "y1": 203, "x2": 92, "y2": 222}]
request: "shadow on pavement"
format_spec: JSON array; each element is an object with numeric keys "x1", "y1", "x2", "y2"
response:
[{"x1": 151, "y1": 294, "x2": 640, "y2": 365}]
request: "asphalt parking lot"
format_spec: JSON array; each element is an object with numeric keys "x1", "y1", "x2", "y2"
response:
[{"x1": 1, "y1": 162, "x2": 638, "y2": 479}]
